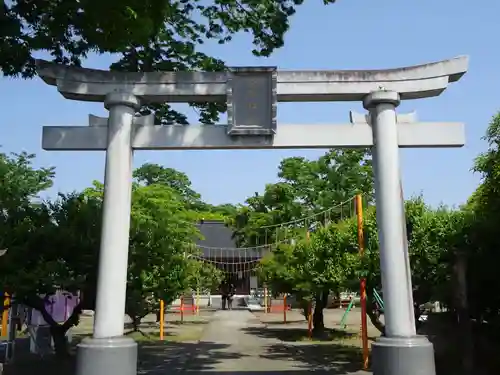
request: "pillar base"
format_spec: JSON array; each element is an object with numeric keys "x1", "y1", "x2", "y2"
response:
[
  {"x1": 372, "y1": 335, "x2": 436, "y2": 375},
  {"x1": 76, "y1": 337, "x2": 137, "y2": 375}
]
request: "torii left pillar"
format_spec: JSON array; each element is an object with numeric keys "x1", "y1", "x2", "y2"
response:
[{"x1": 77, "y1": 93, "x2": 141, "y2": 375}]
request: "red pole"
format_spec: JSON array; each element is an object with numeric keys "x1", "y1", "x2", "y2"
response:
[
  {"x1": 283, "y1": 295, "x2": 287, "y2": 324},
  {"x1": 356, "y1": 194, "x2": 369, "y2": 370},
  {"x1": 180, "y1": 296, "x2": 184, "y2": 323},
  {"x1": 307, "y1": 301, "x2": 313, "y2": 339}
]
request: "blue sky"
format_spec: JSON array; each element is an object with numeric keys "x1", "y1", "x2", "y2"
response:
[{"x1": 1, "y1": 0, "x2": 497, "y2": 207}]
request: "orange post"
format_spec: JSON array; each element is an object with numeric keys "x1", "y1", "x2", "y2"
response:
[
  {"x1": 196, "y1": 288, "x2": 200, "y2": 316},
  {"x1": 159, "y1": 300, "x2": 165, "y2": 340},
  {"x1": 307, "y1": 301, "x2": 313, "y2": 339},
  {"x1": 283, "y1": 295, "x2": 287, "y2": 324},
  {"x1": 180, "y1": 296, "x2": 184, "y2": 323},
  {"x1": 1, "y1": 293, "x2": 9, "y2": 337},
  {"x1": 356, "y1": 194, "x2": 369, "y2": 370}
]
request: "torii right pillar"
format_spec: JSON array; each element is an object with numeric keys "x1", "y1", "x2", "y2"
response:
[{"x1": 365, "y1": 90, "x2": 439, "y2": 375}]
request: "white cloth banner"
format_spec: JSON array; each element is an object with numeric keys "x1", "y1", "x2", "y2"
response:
[{"x1": 30, "y1": 291, "x2": 79, "y2": 325}]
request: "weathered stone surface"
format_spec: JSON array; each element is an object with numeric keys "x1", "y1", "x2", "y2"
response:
[
  {"x1": 42, "y1": 120, "x2": 465, "y2": 151},
  {"x1": 36, "y1": 56, "x2": 468, "y2": 102}
]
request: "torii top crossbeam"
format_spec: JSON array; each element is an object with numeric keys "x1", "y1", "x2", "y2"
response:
[{"x1": 36, "y1": 56, "x2": 468, "y2": 103}]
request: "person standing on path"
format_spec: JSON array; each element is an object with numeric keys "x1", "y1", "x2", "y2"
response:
[
  {"x1": 227, "y1": 283, "x2": 236, "y2": 310},
  {"x1": 220, "y1": 282, "x2": 228, "y2": 310}
]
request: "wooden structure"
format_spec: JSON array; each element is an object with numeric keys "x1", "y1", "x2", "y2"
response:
[{"x1": 196, "y1": 220, "x2": 264, "y2": 294}]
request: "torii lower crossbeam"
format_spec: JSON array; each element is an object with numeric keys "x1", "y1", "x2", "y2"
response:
[{"x1": 42, "y1": 120, "x2": 464, "y2": 151}]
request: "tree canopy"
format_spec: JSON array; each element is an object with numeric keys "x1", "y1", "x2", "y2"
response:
[
  {"x1": 3, "y1": 0, "x2": 337, "y2": 124},
  {"x1": 228, "y1": 149, "x2": 373, "y2": 248},
  {"x1": 0, "y1": 157, "x2": 228, "y2": 354}
]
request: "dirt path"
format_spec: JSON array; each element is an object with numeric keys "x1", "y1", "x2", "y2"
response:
[{"x1": 169, "y1": 309, "x2": 371, "y2": 374}]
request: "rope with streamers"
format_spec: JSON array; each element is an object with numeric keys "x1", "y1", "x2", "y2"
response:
[
  {"x1": 189, "y1": 254, "x2": 262, "y2": 266},
  {"x1": 191, "y1": 196, "x2": 358, "y2": 269},
  {"x1": 258, "y1": 196, "x2": 355, "y2": 230}
]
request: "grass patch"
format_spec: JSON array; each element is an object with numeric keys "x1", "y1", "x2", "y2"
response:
[
  {"x1": 124, "y1": 329, "x2": 203, "y2": 343},
  {"x1": 1, "y1": 330, "x2": 27, "y2": 340}
]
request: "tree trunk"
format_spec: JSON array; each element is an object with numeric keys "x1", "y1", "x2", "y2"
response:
[
  {"x1": 454, "y1": 252, "x2": 474, "y2": 375},
  {"x1": 132, "y1": 316, "x2": 141, "y2": 332},
  {"x1": 312, "y1": 304, "x2": 324, "y2": 332},
  {"x1": 365, "y1": 289, "x2": 430, "y2": 336},
  {"x1": 312, "y1": 291, "x2": 329, "y2": 333},
  {"x1": 299, "y1": 298, "x2": 309, "y2": 321},
  {"x1": 49, "y1": 324, "x2": 70, "y2": 357},
  {"x1": 335, "y1": 291, "x2": 341, "y2": 305},
  {"x1": 366, "y1": 305, "x2": 385, "y2": 335},
  {"x1": 366, "y1": 292, "x2": 385, "y2": 335}
]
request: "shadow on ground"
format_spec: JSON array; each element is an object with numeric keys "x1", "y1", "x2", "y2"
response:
[
  {"x1": 259, "y1": 320, "x2": 306, "y2": 325},
  {"x1": 3, "y1": 338, "x2": 369, "y2": 375},
  {"x1": 243, "y1": 326, "x2": 356, "y2": 342},
  {"x1": 140, "y1": 340, "x2": 368, "y2": 374},
  {"x1": 71, "y1": 329, "x2": 198, "y2": 345},
  {"x1": 261, "y1": 343, "x2": 367, "y2": 374},
  {"x1": 138, "y1": 341, "x2": 249, "y2": 374},
  {"x1": 124, "y1": 320, "x2": 210, "y2": 330},
  {"x1": 4, "y1": 341, "x2": 247, "y2": 375},
  {"x1": 167, "y1": 320, "x2": 209, "y2": 326}
]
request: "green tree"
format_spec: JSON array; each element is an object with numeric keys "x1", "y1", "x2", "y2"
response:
[
  {"x1": 186, "y1": 259, "x2": 224, "y2": 294},
  {"x1": 467, "y1": 112, "x2": 500, "y2": 322},
  {"x1": 277, "y1": 149, "x2": 374, "y2": 210},
  {"x1": 4, "y1": 0, "x2": 337, "y2": 124},
  {"x1": 0, "y1": 189, "x2": 101, "y2": 356},
  {"x1": 133, "y1": 163, "x2": 236, "y2": 220},
  {"x1": 228, "y1": 149, "x2": 373, "y2": 247},
  {"x1": 260, "y1": 219, "x2": 359, "y2": 332},
  {"x1": 229, "y1": 183, "x2": 303, "y2": 247},
  {"x1": 0, "y1": 159, "x2": 210, "y2": 353},
  {"x1": 0, "y1": 152, "x2": 90, "y2": 356},
  {"x1": 230, "y1": 148, "x2": 373, "y2": 331},
  {"x1": 205, "y1": 203, "x2": 239, "y2": 218},
  {"x1": 134, "y1": 163, "x2": 201, "y2": 205},
  {"x1": 84, "y1": 179, "x2": 201, "y2": 330},
  {"x1": 88, "y1": 166, "x2": 227, "y2": 330},
  {"x1": 0, "y1": 151, "x2": 54, "y2": 208},
  {"x1": 0, "y1": 151, "x2": 56, "y2": 311},
  {"x1": 259, "y1": 196, "x2": 464, "y2": 335},
  {"x1": 354, "y1": 198, "x2": 468, "y2": 334}
]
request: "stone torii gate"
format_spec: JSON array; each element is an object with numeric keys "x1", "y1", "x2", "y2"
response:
[{"x1": 37, "y1": 56, "x2": 468, "y2": 375}]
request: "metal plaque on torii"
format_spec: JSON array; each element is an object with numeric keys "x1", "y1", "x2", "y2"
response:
[{"x1": 226, "y1": 67, "x2": 277, "y2": 136}]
